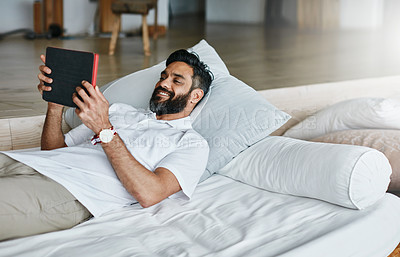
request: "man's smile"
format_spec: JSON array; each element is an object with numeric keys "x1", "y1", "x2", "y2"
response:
[
  {"x1": 155, "y1": 87, "x2": 174, "y2": 101},
  {"x1": 157, "y1": 91, "x2": 170, "y2": 97}
]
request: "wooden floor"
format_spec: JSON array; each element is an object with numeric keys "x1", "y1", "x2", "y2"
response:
[{"x1": 1, "y1": 15, "x2": 400, "y2": 119}]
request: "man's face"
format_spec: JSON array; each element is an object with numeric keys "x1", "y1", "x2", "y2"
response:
[{"x1": 149, "y1": 61, "x2": 194, "y2": 116}]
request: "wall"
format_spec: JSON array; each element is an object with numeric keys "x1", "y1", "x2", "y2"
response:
[
  {"x1": 339, "y1": 0, "x2": 384, "y2": 29},
  {"x1": 0, "y1": 0, "x2": 33, "y2": 33},
  {"x1": 64, "y1": 0, "x2": 97, "y2": 35},
  {"x1": 278, "y1": 0, "x2": 388, "y2": 30},
  {"x1": 0, "y1": 0, "x2": 169, "y2": 35},
  {"x1": 170, "y1": 0, "x2": 205, "y2": 16},
  {"x1": 206, "y1": 0, "x2": 266, "y2": 24},
  {"x1": 383, "y1": 0, "x2": 400, "y2": 31}
]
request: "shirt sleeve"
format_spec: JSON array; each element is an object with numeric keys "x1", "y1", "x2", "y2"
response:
[
  {"x1": 64, "y1": 123, "x2": 94, "y2": 146},
  {"x1": 64, "y1": 103, "x2": 124, "y2": 147},
  {"x1": 155, "y1": 132, "x2": 209, "y2": 200}
]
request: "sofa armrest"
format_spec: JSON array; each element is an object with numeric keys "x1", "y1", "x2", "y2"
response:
[{"x1": 0, "y1": 115, "x2": 71, "y2": 151}]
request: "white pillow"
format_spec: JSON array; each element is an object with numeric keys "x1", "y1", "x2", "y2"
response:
[
  {"x1": 219, "y1": 136, "x2": 391, "y2": 209},
  {"x1": 283, "y1": 98, "x2": 400, "y2": 140},
  {"x1": 193, "y1": 74, "x2": 290, "y2": 182}
]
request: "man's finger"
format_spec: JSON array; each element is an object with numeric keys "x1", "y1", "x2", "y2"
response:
[
  {"x1": 40, "y1": 54, "x2": 46, "y2": 64},
  {"x1": 37, "y1": 84, "x2": 52, "y2": 95},
  {"x1": 39, "y1": 65, "x2": 52, "y2": 75},
  {"x1": 38, "y1": 73, "x2": 53, "y2": 84},
  {"x1": 76, "y1": 86, "x2": 91, "y2": 103},
  {"x1": 74, "y1": 107, "x2": 83, "y2": 119},
  {"x1": 80, "y1": 80, "x2": 97, "y2": 98},
  {"x1": 37, "y1": 84, "x2": 43, "y2": 95},
  {"x1": 95, "y1": 85, "x2": 108, "y2": 102},
  {"x1": 72, "y1": 92, "x2": 85, "y2": 109}
]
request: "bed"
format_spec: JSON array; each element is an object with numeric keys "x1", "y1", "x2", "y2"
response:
[{"x1": 0, "y1": 40, "x2": 400, "y2": 257}]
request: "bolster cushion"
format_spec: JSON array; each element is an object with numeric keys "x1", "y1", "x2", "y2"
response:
[{"x1": 218, "y1": 136, "x2": 392, "y2": 209}]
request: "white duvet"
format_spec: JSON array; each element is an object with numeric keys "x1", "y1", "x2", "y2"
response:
[{"x1": 1, "y1": 175, "x2": 399, "y2": 257}]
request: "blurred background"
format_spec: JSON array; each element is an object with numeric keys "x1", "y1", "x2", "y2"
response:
[{"x1": 1, "y1": 0, "x2": 400, "y2": 118}]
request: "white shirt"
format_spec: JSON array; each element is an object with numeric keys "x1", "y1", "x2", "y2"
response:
[{"x1": 3, "y1": 103, "x2": 209, "y2": 217}]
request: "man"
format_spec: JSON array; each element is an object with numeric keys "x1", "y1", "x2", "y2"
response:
[{"x1": 0, "y1": 49, "x2": 212, "y2": 241}]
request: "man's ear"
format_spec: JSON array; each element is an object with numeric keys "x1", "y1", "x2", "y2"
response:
[{"x1": 190, "y1": 88, "x2": 204, "y2": 104}]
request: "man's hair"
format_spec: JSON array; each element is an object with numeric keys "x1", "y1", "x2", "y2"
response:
[{"x1": 166, "y1": 49, "x2": 213, "y2": 97}]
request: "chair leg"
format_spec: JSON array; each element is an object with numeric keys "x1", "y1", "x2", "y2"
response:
[
  {"x1": 109, "y1": 14, "x2": 121, "y2": 55},
  {"x1": 142, "y1": 14, "x2": 151, "y2": 56},
  {"x1": 153, "y1": 2, "x2": 158, "y2": 40}
]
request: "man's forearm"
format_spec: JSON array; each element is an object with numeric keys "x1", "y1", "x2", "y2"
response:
[
  {"x1": 102, "y1": 135, "x2": 180, "y2": 208},
  {"x1": 41, "y1": 103, "x2": 66, "y2": 150}
]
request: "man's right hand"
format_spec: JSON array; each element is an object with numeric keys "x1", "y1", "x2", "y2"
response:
[
  {"x1": 38, "y1": 54, "x2": 66, "y2": 150},
  {"x1": 37, "y1": 54, "x2": 53, "y2": 95},
  {"x1": 37, "y1": 54, "x2": 63, "y2": 109}
]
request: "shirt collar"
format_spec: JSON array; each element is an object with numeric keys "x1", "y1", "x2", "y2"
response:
[
  {"x1": 147, "y1": 110, "x2": 193, "y2": 130},
  {"x1": 163, "y1": 116, "x2": 193, "y2": 130}
]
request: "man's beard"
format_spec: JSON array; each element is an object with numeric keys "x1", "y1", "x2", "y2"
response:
[{"x1": 149, "y1": 86, "x2": 192, "y2": 116}]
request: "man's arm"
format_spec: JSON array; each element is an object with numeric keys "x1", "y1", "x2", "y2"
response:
[
  {"x1": 73, "y1": 81, "x2": 181, "y2": 208},
  {"x1": 41, "y1": 103, "x2": 67, "y2": 150},
  {"x1": 37, "y1": 54, "x2": 67, "y2": 150},
  {"x1": 102, "y1": 135, "x2": 181, "y2": 208}
]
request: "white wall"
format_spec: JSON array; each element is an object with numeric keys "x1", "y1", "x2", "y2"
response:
[
  {"x1": 279, "y1": 0, "x2": 386, "y2": 30},
  {"x1": 339, "y1": 0, "x2": 384, "y2": 29},
  {"x1": 383, "y1": 0, "x2": 400, "y2": 31},
  {"x1": 0, "y1": 0, "x2": 33, "y2": 33},
  {"x1": 0, "y1": 0, "x2": 169, "y2": 35},
  {"x1": 64, "y1": 0, "x2": 97, "y2": 35},
  {"x1": 206, "y1": 0, "x2": 266, "y2": 24}
]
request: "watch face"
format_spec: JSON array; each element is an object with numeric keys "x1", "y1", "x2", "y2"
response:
[{"x1": 99, "y1": 129, "x2": 115, "y2": 143}]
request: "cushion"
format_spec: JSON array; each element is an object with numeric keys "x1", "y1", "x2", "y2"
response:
[
  {"x1": 65, "y1": 40, "x2": 290, "y2": 182},
  {"x1": 311, "y1": 129, "x2": 400, "y2": 192},
  {"x1": 283, "y1": 98, "x2": 400, "y2": 140},
  {"x1": 194, "y1": 74, "x2": 290, "y2": 181},
  {"x1": 219, "y1": 136, "x2": 391, "y2": 209}
]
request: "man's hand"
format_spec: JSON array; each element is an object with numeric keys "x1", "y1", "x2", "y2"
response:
[
  {"x1": 38, "y1": 54, "x2": 66, "y2": 150},
  {"x1": 37, "y1": 54, "x2": 63, "y2": 109},
  {"x1": 73, "y1": 80, "x2": 111, "y2": 134}
]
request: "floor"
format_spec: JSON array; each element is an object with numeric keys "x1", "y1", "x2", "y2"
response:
[{"x1": 1, "y1": 15, "x2": 400, "y2": 119}]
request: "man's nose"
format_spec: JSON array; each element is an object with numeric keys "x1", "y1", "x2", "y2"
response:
[{"x1": 159, "y1": 77, "x2": 172, "y2": 90}]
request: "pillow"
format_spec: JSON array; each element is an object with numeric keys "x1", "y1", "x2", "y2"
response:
[
  {"x1": 194, "y1": 75, "x2": 290, "y2": 181},
  {"x1": 283, "y1": 98, "x2": 400, "y2": 140},
  {"x1": 219, "y1": 136, "x2": 391, "y2": 209},
  {"x1": 311, "y1": 129, "x2": 400, "y2": 192},
  {"x1": 65, "y1": 40, "x2": 290, "y2": 182}
]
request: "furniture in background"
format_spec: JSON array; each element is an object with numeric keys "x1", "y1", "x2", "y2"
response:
[
  {"x1": 108, "y1": 0, "x2": 158, "y2": 56},
  {"x1": 32, "y1": 0, "x2": 63, "y2": 38},
  {"x1": 43, "y1": 0, "x2": 63, "y2": 34}
]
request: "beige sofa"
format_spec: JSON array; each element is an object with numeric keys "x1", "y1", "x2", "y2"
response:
[{"x1": 3, "y1": 75, "x2": 400, "y2": 151}]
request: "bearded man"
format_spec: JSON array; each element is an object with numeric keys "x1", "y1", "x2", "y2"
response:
[{"x1": 0, "y1": 49, "x2": 212, "y2": 241}]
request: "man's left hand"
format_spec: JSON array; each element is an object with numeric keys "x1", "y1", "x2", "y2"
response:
[{"x1": 73, "y1": 81, "x2": 112, "y2": 134}]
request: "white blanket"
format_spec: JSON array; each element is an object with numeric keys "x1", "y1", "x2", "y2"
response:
[{"x1": 1, "y1": 175, "x2": 400, "y2": 257}]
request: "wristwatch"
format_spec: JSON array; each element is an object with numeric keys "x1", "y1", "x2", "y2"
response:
[{"x1": 91, "y1": 126, "x2": 117, "y2": 145}]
